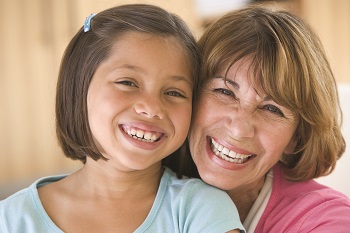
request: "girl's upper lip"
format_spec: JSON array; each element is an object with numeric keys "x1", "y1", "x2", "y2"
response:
[
  {"x1": 210, "y1": 136, "x2": 254, "y2": 155},
  {"x1": 120, "y1": 122, "x2": 167, "y2": 134}
]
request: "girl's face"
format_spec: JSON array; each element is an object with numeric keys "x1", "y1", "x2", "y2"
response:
[
  {"x1": 188, "y1": 58, "x2": 298, "y2": 191},
  {"x1": 87, "y1": 32, "x2": 192, "y2": 172}
]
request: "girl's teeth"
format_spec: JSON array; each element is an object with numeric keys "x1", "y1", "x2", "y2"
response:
[
  {"x1": 123, "y1": 125, "x2": 161, "y2": 142},
  {"x1": 144, "y1": 132, "x2": 152, "y2": 140},
  {"x1": 136, "y1": 130, "x2": 144, "y2": 138},
  {"x1": 151, "y1": 135, "x2": 157, "y2": 141}
]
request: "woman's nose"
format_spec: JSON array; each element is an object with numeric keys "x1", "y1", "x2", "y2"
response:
[
  {"x1": 225, "y1": 109, "x2": 255, "y2": 139},
  {"x1": 134, "y1": 95, "x2": 164, "y2": 119}
]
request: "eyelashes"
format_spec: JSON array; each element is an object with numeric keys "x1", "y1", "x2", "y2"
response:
[
  {"x1": 116, "y1": 80, "x2": 137, "y2": 87},
  {"x1": 115, "y1": 80, "x2": 188, "y2": 99},
  {"x1": 213, "y1": 88, "x2": 237, "y2": 100},
  {"x1": 165, "y1": 91, "x2": 186, "y2": 98},
  {"x1": 259, "y1": 105, "x2": 284, "y2": 117}
]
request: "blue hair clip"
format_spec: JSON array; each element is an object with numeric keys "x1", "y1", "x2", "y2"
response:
[{"x1": 84, "y1": 13, "x2": 96, "y2": 32}]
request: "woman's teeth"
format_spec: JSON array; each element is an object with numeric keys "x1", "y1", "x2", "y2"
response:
[
  {"x1": 126, "y1": 127, "x2": 161, "y2": 142},
  {"x1": 210, "y1": 138, "x2": 251, "y2": 163}
]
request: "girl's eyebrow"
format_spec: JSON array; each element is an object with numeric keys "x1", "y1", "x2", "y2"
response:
[
  {"x1": 112, "y1": 64, "x2": 145, "y2": 74},
  {"x1": 113, "y1": 64, "x2": 192, "y2": 86},
  {"x1": 170, "y1": 75, "x2": 192, "y2": 86},
  {"x1": 213, "y1": 75, "x2": 239, "y2": 89}
]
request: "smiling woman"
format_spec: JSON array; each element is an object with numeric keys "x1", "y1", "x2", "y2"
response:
[
  {"x1": 189, "y1": 56, "x2": 298, "y2": 187},
  {"x1": 176, "y1": 5, "x2": 350, "y2": 232}
]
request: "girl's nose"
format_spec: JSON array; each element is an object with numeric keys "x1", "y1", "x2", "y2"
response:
[{"x1": 134, "y1": 95, "x2": 165, "y2": 119}]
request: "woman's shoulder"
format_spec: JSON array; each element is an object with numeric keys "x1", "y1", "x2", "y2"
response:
[
  {"x1": 259, "y1": 163, "x2": 350, "y2": 231},
  {"x1": 272, "y1": 162, "x2": 350, "y2": 202}
]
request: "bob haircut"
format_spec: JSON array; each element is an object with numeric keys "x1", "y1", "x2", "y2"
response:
[
  {"x1": 190, "y1": 5, "x2": 345, "y2": 181},
  {"x1": 56, "y1": 4, "x2": 200, "y2": 163}
]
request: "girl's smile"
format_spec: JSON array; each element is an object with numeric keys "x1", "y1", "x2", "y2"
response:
[{"x1": 119, "y1": 124, "x2": 166, "y2": 150}]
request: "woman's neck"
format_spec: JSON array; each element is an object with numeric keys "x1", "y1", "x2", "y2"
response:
[{"x1": 226, "y1": 176, "x2": 265, "y2": 222}]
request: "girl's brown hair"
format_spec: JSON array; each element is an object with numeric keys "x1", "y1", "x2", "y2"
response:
[{"x1": 56, "y1": 4, "x2": 200, "y2": 163}]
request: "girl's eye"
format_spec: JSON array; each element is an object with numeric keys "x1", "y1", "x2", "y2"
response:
[
  {"x1": 264, "y1": 105, "x2": 284, "y2": 116},
  {"x1": 165, "y1": 91, "x2": 185, "y2": 98},
  {"x1": 116, "y1": 80, "x2": 137, "y2": 87}
]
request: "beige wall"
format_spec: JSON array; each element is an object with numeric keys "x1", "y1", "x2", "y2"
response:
[
  {"x1": 0, "y1": 0, "x2": 349, "y2": 198},
  {"x1": 298, "y1": 0, "x2": 350, "y2": 84}
]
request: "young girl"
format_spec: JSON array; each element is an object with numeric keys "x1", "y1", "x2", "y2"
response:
[{"x1": 0, "y1": 4, "x2": 244, "y2": 233}]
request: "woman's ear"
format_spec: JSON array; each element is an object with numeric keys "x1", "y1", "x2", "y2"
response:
[{"x1": 284, "y1": 136, "x2": 298, "y2": 155}]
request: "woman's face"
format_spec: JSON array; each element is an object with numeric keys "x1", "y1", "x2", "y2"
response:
[{"x1": 188, "y1": 59, "x2": 299, "y2": 191}]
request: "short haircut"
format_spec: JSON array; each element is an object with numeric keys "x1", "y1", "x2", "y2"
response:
[
  {"x1": 56, "y1": 4, "x2": 200, "y2": 163},
  {"x1": 196, "y1": 5, "x2": 345, "y2": 181}
]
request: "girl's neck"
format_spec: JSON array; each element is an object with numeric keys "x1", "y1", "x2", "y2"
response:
[
  {"x1": 38, "y1": 159, "x2": 164, "y2": 232},
  {"x1": 72, "y1": 158, "x2": 164, "y2": 199}
]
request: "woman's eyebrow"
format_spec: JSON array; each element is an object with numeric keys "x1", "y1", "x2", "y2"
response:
[
  {"x1": 264, "y1": 95, "x2": 272, "y2": 101},
  {"x1": 213, "y1": 75, "x2": 239, "y2": 89}
]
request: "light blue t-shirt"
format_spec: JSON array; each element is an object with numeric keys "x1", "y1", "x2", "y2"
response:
[{"x1": 0, "y1": 167, "x2": 245, "y2": 233}]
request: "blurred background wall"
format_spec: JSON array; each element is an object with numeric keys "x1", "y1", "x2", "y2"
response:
[{"x1": 0, "y1": 0, "x2": 349, "y2": 199}]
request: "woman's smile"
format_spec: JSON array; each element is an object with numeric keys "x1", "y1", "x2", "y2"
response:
[{"x1": 209, "y1": 137, "x2": 254, "y2": 164}]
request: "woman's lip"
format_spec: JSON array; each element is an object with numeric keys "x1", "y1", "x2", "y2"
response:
[
  {"x1": 205, "y1": 136, "x2": 254, "y2": 170},
  {"x1": 210, "y1": 136, "x2": 254, "y2": 155}
]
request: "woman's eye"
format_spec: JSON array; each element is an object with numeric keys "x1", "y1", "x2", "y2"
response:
[
  {"x1": 264, "y1": 105, "x2": 284, "y2": 116},
  {"x1": 116, "y1": 80, "x2": 137, "y2": 87},
  {"x1": 213, "y1": 88, "x2": 236, "y2": 98},
  {"x1": 165, "y1": 91, "x2": 185, "y2": 98}
]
